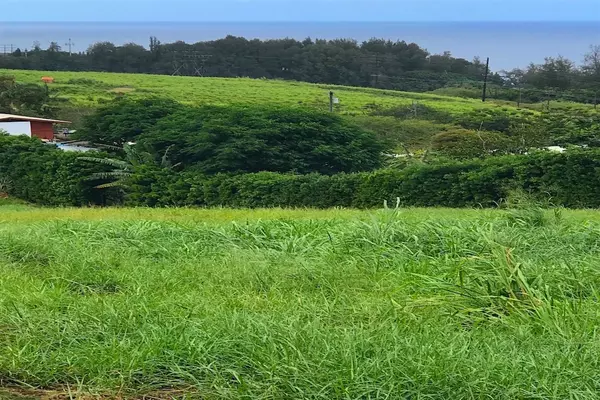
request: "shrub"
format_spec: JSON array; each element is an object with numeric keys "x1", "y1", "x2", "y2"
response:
[
  {"x1": 431, "y1": 129, "x2": 512, "y2": 159},
  {"x1": 76, "y1": 97, "x2": 182, "y2": 146},
  {"x1": 0, "y1": 135, "x2": 121, "y2": 205},
  {"x1": 5, "y1": 134, "x2": 600, "y2": 210},
  {"x1": 139, "y1": 105, "x2": 386, "y2": 175},
  {"x1": 349, "y1": 116, "x2": 452, "y2": 149},
  {"x1": 124, "y1": 149, "x2": 600, "y2": 209}
]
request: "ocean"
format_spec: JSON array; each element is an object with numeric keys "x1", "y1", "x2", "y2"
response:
[{"x1": 0, "y1": 21, "x2": 598, "y2": 71}]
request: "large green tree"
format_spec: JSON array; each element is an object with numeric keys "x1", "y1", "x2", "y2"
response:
[
  {"x1": 77, "y1": 97, "x2": 182, "y2": 146},
  {"x1": 139, "y1": 105, "x2": 386, "y2": 175}
]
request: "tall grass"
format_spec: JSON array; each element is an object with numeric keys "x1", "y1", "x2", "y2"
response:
[{"x1": 1, "y1": 206, "x2": 600, "y2": 398}]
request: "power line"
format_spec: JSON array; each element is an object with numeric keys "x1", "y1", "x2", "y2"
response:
[
  {"x1": 0, "y1": 44, "x2": 15, "y2": 56},
  {"x1": 65, "y1": 39, "x2": 75, "y2": 56}
]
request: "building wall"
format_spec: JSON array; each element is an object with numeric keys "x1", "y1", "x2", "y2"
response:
[
  {"x1": 30, "y1": 121, "x2": 55, "y2": 140},
  {"x1": 0, "y1": 121, "x2": 32, "y2": 137}
]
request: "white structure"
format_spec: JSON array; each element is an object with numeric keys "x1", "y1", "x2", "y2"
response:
[
  {"x1": 0, "y1": 113, "x2": 70, "y2": 141},
  {"x1": 0, "y1": 121, "x2": 32, "y2": 136}
]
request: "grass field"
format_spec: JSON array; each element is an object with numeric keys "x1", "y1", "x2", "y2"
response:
[
  {"x1": 3, "y1": 69, "x2": 527, "y2": 117},
  {"x1": 2, "y1": 204, "x2": 600, "y2": 399}
]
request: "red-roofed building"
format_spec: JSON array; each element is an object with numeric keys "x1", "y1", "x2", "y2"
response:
[{"x1": 0, "y1": 113, "x2": 71, "y2": 141}]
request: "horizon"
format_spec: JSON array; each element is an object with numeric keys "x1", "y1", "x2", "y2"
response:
[{"x1": 2, "y1": 20, "x2": 598, "y2": 70}]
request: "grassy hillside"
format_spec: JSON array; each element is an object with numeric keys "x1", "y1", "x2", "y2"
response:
[
  {"x1": 2, "y1": 205, "x2": 600, "y2": 398},
  {"x1": 4, "y1": 69, "x2": 541, "y2": 150},
  {"x1": 3, "y1": 69, "x2": 526, "y2": 117}
]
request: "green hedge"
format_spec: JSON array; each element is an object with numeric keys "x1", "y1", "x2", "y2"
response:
[
  {"x1": 4, "y1": 135, "x2": 600, "y2": 209},
  {"x1": 0, "y1": 135, "x2": 119, "y2": 206},
  {"x1": 126, "y1": 150, "x2": 600, "y2": 209}
]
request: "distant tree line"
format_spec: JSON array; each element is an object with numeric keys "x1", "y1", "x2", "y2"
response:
[
  {"x1": 501, "y1": 46, "x2": 600, "y2": 92},
  {"x1": 1, "y1": 37, "x2": 598, "y2": 101},
  {"x1": 0, "y1": 36, "x2": 499, "y2": 92}
]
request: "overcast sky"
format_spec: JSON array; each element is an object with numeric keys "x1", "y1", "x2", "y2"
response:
[{"x1": 2, "y1": 0, "x2": 599, "y2": 21}]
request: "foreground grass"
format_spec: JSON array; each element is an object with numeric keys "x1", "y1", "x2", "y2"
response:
[{"x1": 2, "y1": 205, "x2": 600, "y2": 399}]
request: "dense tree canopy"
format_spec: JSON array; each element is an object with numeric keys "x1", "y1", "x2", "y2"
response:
[
  {"x1": 0, "y1": 36, "x2": 496, "y2": 93},
  {"x1": 77, "y1": 97, "x2": 182, "y2": 146},
  {"x1": 138, "y1": 105, "x2": 386, "y2": 174}
]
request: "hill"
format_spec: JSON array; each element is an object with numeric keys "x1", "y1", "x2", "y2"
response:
[
  {"x1": 3, "y1": 69, "x2": 540, "y2": 150},
  {"x1": 3, "y1": 69, "x2": 528, "y2": 116}
]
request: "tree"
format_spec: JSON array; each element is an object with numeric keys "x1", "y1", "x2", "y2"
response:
[
  {"x1": 48, "y1": 42, "x2": 62, "y2": 52},
  {"x1": 139, "y1": 105, "x2": 387, "y2": 174},
  {"x1": 77, "y1": 97, "x2": 182, "y2": 146},
  {"x1": 80, "y1": 143, "x2": 179, "y2": 189},
  {"x1": 87, "y1": 42, "x2": 118, "y2": 71},
  {"x1": 582, "y1": 45, "x2": 600, "y2": 89}
]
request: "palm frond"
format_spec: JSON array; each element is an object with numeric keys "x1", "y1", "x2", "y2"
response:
[
  {"x1": 93, "y1": 143, "x2": 124, "y2": 151},
  {"x1": 95, "y1": 181, "x2": 128, "y2": 189},
  {"x1": 79, "y1": 157, "x2": 130, "y2": 169},
  {"x1": 86, "y1": 171, "x2": 132, "y2": 181}
]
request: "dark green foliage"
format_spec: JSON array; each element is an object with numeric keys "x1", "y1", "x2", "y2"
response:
[
  {"x1": 124, "y1": 150, "x2": 600, "y2": 209},
  {"x1": 536, "y1": 109, "x2": 600, "y2": 147},
  {"x1": 5, "y1": 134, "x2": 600, "y2": 210},
  {"x1": 0, "y1": 135, "x2": 121, "y2": 205},
  {"x1": 139, "y1": 105, "x2": 386, "y2": 174},
  {"x1": 0, "y1": 37, "x2": 488, "y2": 94},
  {"x1": 76, "y1": 97, "x2": 182, "y2": 145},
  {"x1": 0, "y1": 75, "x2": 58, "y2": 118}
]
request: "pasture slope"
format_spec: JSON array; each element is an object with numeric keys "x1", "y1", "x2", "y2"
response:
[
  {"x1": 2, "y1": 203, "x2": 600, "y2": 399},
  {"x1": 4, "y1": 68, "x2": 523, "y2": 116}
]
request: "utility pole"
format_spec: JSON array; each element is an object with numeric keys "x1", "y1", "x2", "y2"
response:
[
  {"x1": 481, "y1": 57, "x2": 490, "y2": 102},
  {"x1": 65, "y1": 38, "x2": 74, "y2": 56},
  {"x1": 329, "y1": 91, "x2": 334, "y2": 112}
]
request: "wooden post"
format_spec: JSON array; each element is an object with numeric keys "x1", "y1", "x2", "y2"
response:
[
  {"x1": 482, "y1": 57, "x2": 490, "y2": 102},
  {"x1": 329, "y1": 91, "x2": 334, "y2": 112}
]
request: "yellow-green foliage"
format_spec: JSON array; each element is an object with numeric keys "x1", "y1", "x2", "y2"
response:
[{"x1": 3, "y1": 68, "x2": 530, "y2": 117}]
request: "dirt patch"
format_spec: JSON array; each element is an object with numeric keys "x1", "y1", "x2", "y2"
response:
[
  {"x1": 109, "y1": 87, "x2": 136, "y2": 94},
  {"x1": 0, "y1": 387, "x2": 200, "y2": 400}
]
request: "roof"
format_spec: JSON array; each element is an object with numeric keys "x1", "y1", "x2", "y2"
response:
[{"x1": 0, "y1": 113, "x2": 71, "y2": 124}]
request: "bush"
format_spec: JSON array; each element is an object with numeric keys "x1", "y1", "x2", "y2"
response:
[
  {"x1": 76, "y1": 97, "x2": 182, "y2": 146},
  {"x1": 431, "y1": 129, "x2": 512, "y2": 159},
  {"x1": 429, "y1": 87, "x2": 481, "y2": 99},
  {"x1": 0, "y1": 135, "x2": 121, "y2": 205},
  {"x1": 349, "y1": 116, "x2": 452, "y2": 149},
  {"x1": 140, "y1": 105, "x2": 386, "y2": 175},
  {"x1": 124, "y1": 149, "x2": 600, "y2": 209},
  {"x1": 5, "y1": 134, "x2": 600, "y2": 210}
]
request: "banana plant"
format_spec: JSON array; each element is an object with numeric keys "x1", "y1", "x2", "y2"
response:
[{"x1": 80, "y1": 144, "x2": 177, "y2": 189}]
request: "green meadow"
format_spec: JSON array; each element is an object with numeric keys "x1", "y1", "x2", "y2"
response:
[
  {"x1": 2, "y1": 204, "x2": 600, "y2": 399},
  {"x1": 3, "y1": 69, "x2": 526, "y2": 116}
]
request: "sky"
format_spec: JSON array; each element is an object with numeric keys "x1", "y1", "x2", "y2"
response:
[{"x1": 2, "y1": 0, "x2": 599, "y2": 22}]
